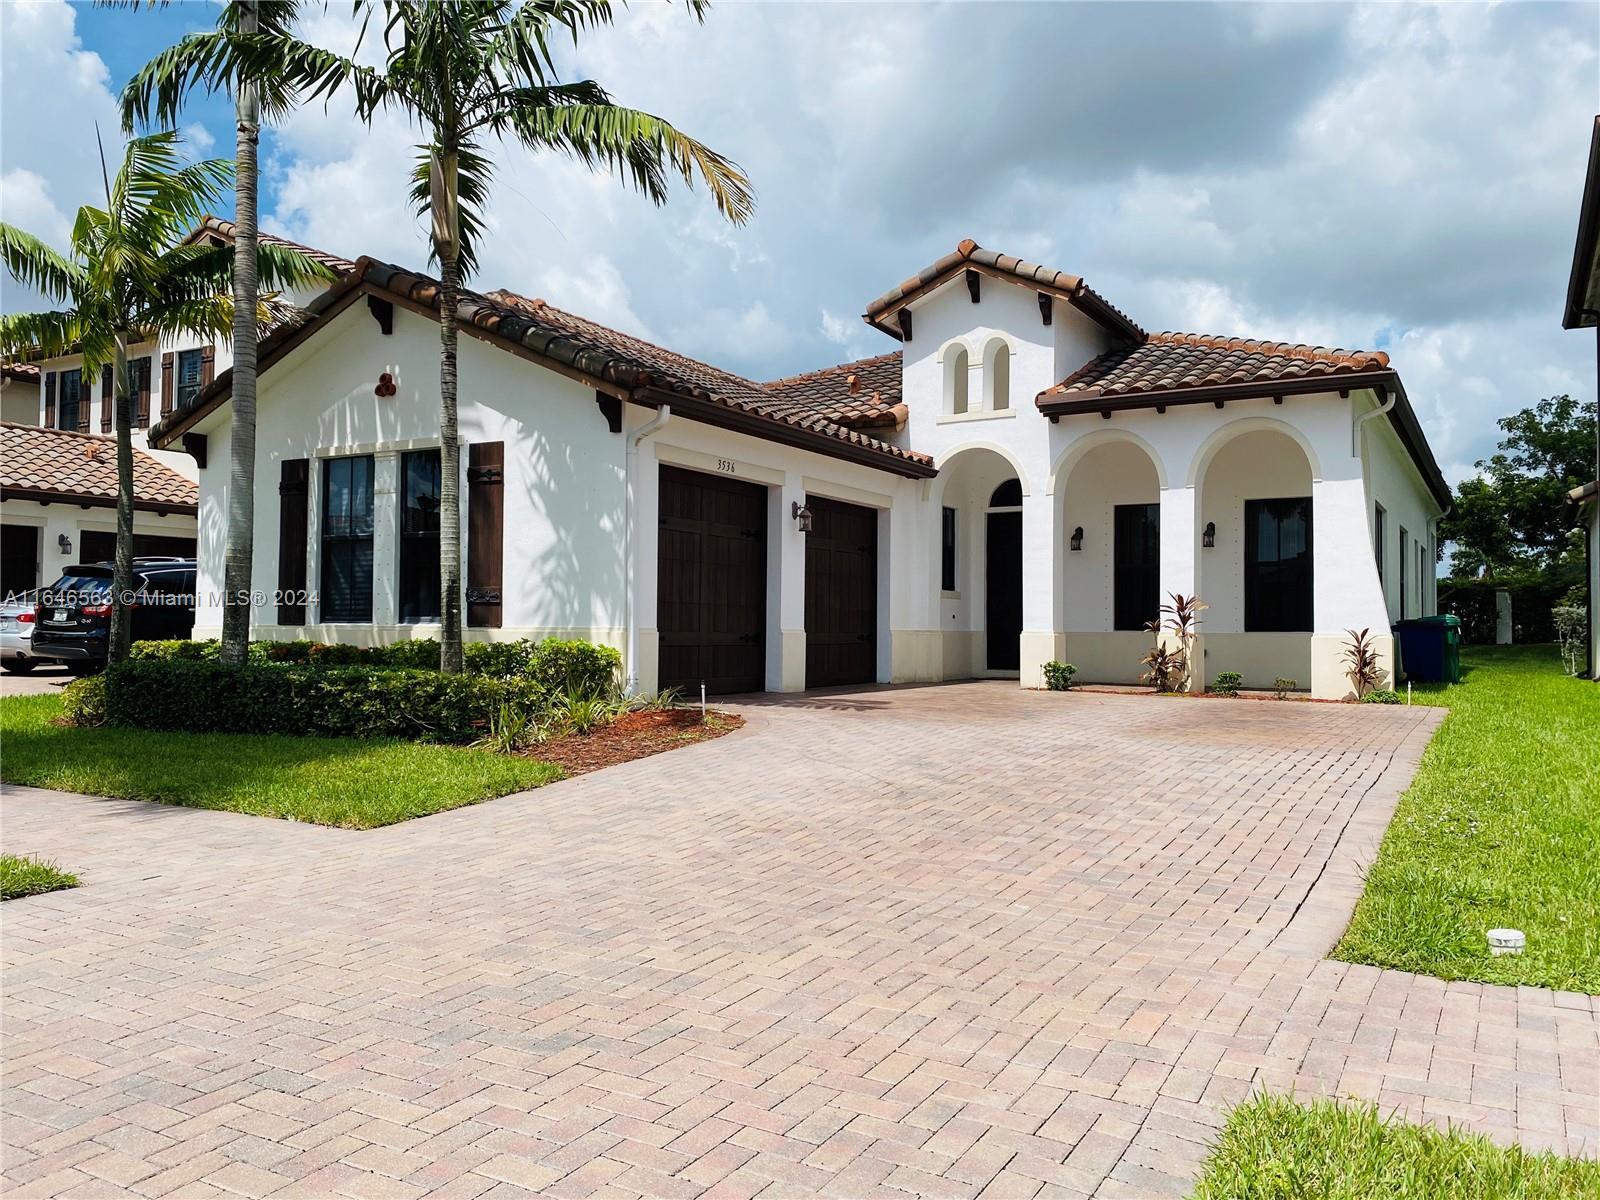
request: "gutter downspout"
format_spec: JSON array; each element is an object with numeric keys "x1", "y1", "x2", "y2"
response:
[
  {"x1": 623, "y1": 403, "x2": 671, "y2": 694},
  {"x1": 1352, "y1": 384, "x2": 1397, "y2": 457}
]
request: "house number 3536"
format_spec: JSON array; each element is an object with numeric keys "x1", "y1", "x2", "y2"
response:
[{"x1": 716, "y1": 458, "x2": 736, "y2": 474}]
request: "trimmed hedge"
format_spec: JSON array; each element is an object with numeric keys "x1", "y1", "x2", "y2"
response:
[
  {"x1": 128, "y1": 636, "x2": 620, "y2": 693},
  {"x1": 101, "y1": 658, "x2": 546, "y2": 743}
]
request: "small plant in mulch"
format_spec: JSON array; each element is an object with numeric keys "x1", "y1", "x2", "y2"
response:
[
  {"x1": 530, "y1": 708, "x2": 743, "y2": 775},
  {"x1": 1042, "y1": 661, "x2": 1078, "y2": 691},
  {"x1": 1273, "y1": 677, "x2": 1297, "y2": 700},
  {"x1": 1343, "y1": 628, "x2": 1386, "y2": 699},
  {"x1": 1209, "y1": 671, "x2": 1243, "y2": 697},
  {"x1": 1140, "y1": 593, "x2": 1207, "y2": 693}
]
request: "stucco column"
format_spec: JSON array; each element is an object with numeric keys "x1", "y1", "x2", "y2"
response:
[
  {"x1": 629, "y1": 442, "x2": 661, "y2": 694},
  {"x1": 1018, "y1": 488, "x2": 1060, "y2": 687},
  {"x1": 371, "y1": 451, "x2": 399, "y2": 627},
  {"x1": 768, "y1": 471, "x2": 807, "y2": 692},
  {"x1": 1158, "y1": 484, "x2": 1202, "y2": 689},
  {"x1": 888, "y1": 481, "x2": 941, "y2": 683},
  {"x1": 1311, "y1": 474, "x2": 1392, "y2": 697}
]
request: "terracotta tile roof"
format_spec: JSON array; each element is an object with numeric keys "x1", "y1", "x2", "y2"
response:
[
  {"x1": 864, "y1": 240, "x2": 1144, "y2": 342},
  {"x1": 1569, "y1": 479, "x2": 1600, "y2": 507},
  {"x1": 3, "y1": 362, "x2": 40, "y2": 384},
  {"x1": 760, "y1": 352, "x2": 906, "y2": 430},
  {"x1": 1040, "y1": 331, "x2": 1393, "y2": 403},
  {"x1": 188, "y1": 214, "x2": 356, "y2": 275},
  {"x1": 0, "y1": 422, "x2": 197, "y2": 512}
]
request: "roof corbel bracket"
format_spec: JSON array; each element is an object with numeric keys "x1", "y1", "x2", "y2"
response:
[
  {"x1": 896, "y1": 309, "x2": 912, "y2": 342},
  {"x1": 1213, "y1": 399, "x2": 1225, "y2": 409},
  {"x1": 181, "y1": 433, "x2": 208, "y2": 470},
  {"x1": 1273, "y1": 395, "x2": 1284, "y2": 405},
  {"x1": 367, "y1": 295, "x2": 394, "y2": 335},
  {"x1": 1155, "y1": 404, "x2": 1167, "y2": 415},
  {"x1": 1100, "y1": 410, "x2": 1112, "y2": 420},
  {"x1": 595, "y1": 391, "x2": 622, "y2": 434},
  {"x1": 1038, "y1": 293, "x2": 1052, "y2": 326},
  {"x1": 965, "y1": 270, "x2": 980, "y2": 304}
]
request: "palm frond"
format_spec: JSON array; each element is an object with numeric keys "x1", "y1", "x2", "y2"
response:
[
  {"x1": 409, "y1": 142, "x2": 495, "y2": 278},
  {"x1": 0, "y1": 310, "x2": 84, "y2": 359},
  {"x1": 0, "y1": 224, "x2": 84, "y2": 303}
]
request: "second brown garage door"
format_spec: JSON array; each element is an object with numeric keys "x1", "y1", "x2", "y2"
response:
[
  {"x1": 657, "y1": 466, "x2": 767, "y2": 695},
  {"x1": 804, "y1": 495, "x2": 878, "y2": 688}
]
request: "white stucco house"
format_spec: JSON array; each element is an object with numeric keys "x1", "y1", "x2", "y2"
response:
[
  {"x1": 147, "y1": 239, "x2": 1450, "y2": 699},
  {"x1": 1563, "y1": 115, "x2": 1599, "y2": 682}
]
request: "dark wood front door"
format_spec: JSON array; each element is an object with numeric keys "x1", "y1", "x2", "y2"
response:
[
  {"x1": 986, "y1": 511, "x2": 1022, "y2": 671},
  {"x1": 657, "y1": 466, "x2": 767, "y2": 695},
  {"x1": 804, "y1": 495, "x2": 877, "y2": 688}
]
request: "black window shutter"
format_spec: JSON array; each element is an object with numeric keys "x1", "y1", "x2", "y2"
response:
[
  {"x1": 101, "y1": 365, "x2": 113, "y2": 432},
  {"x1": 44, "y1": 372, "x2": 56, "y2": 427},
  {"x1": 467, "y1": 442, "x2": 504, "y2": 628},
  {"x1": 277, "y1": 459, "x2": 310, "y2": 624}
]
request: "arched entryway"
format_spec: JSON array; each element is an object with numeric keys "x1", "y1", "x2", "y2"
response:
[
  {"x1": 1196, "y1": 425, "x2": 1316, "y2": 687},
  {"x1": 935, "y1": 447, "x2": 1026, "y2": 677}
]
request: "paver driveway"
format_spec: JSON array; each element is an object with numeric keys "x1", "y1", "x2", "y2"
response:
[{"x1": 2, "y1": 683, "x2": 1595, "y2": 1199}]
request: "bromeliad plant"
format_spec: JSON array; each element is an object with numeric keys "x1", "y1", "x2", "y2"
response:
[
  {"x1": 1139, "y1": 593, "x2": 1207, "y2": 693},
  {"x1": 0, "y1": 130, "x2": 331, "y2": 662},
  {"x1": 1342, "y1": 627, "x2": 1385, "y2": 699}
]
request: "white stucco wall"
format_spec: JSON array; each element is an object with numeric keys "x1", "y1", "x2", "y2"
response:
[{"x1": 1362, "y1": 404, "x2": 1442, "y2": 624}]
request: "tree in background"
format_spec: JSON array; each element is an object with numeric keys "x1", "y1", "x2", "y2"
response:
[
  {"x1": 159, "y1": 0, "x2": 755, "y2": 673},
  {"x1": 0, "y1": 132, "x2": 330, "y2": 661}
]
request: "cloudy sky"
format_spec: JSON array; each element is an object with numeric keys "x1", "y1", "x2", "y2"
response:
[{"x1": 2, "y1": 0, "x2": 1596, "y2": 484}]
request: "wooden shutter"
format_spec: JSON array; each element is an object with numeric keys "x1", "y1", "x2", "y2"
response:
[
  {"x1": 467, "y1": 442, "x2": 504, "y2": 628},
  {"x1": 76, "y1": 373, "x2": 89, "y2": 432},
  {"x1": 100, "y1": 365, "x2": 113, "y2": 432},
  {"x1": 158, "y1": 351, "x2": 174, "y2": 421},
  {"x1": 44, "y1": 372, "x2": 55, "y2": 428},
  {"x1": 137, "y1": 358, "x2": 152, "y2": 428},
  {"x1": 199, "y1": 344, "x2": 215, "y2": 389},
  {"x1": 277, "y1": 458, "x2": 310, "y2": 624}
]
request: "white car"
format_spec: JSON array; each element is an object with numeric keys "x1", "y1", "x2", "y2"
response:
[{"x1": 1, "y1": 590, "x2": 55, "y2": 674}]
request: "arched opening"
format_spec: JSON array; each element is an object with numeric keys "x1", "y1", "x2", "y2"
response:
[
  {"x1": 1057, "y1": 439, "x2": 1161, "y2": 682},
  {"x1": 946, "y1": 345, "x2": 970, "y2": 415},
  {"x1": 935, "y1": 447, "x2": 1024, "y2": 677},
  {"x1": 1197, "y1": 427, "x2": 1315, "y2": 687},
  {"x1": 983, "y1": 338, "x2": 1010, "y2": 411}
]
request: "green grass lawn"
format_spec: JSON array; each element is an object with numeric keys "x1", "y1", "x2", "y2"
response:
[
  {"x1": 1191, "y1": 1093, "x2": 1600, "y2": 1200},
  {"x1": 0, "y1": 853, "x2": 80, "y2": 901},
  {"x1": 1333, "y1": 644, "x2": 1599, "y2": 992},
  {"x1": 0, "y1": 694, "x2": 562, "y2": 830}
]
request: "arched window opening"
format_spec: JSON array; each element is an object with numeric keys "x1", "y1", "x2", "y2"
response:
[
  {"x1": 949, "y1": 346, "x2": 969, "y2": 414},
  {"x1": 989, "y1": 478, "x2": 1022, "y2": 508},
  {"x1": 985, "y1": 339, "x2": 1010, "y2": 411}
]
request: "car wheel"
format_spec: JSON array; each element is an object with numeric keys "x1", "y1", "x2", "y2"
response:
[{"x1": 2, "y1": 659, "x2": 37, "y2": 674}]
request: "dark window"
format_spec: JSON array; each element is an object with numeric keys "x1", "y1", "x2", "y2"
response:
[
  {"x1": 1373, "y1": 503, "x2": 1386, "y2": 588},
  {"x1": 989, "y1": 479, "x2": 1022, "y2": 507},
  {"x1": 398, "y1": 449, "x2": 441, "y2": 623},
  {"x1": 57, "y1": 368, "x2": 81, "y2": 430},
  {"x1": 940, "y1": 507, "x2": 957, "y2": 592},
  {"x1": 320, "y1": 455, "x2": 374, "y2": 622},
  {"x1": 1245, "y1": 497, "x2": 1313, "y2": 632},
  {"x1": 174, "y1": 348, "x2": 204, "y2": 411},
  {"x1": 1399, "y1": 526, "x2": 1408, "y2": 618},
  {"x1": 1113, "y1": 503, "x2": 1160, "y2": 632}
]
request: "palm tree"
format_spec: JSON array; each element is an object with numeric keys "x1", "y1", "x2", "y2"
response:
[
  {"x1": 0, "y1": 130, "x2": 334, "y2": 662},
  {"x1": 145, "y1": 0, "x2": 754, "y2": 672},
  {"x1": 122, "y1": 0, "x2": 317, "y2": 666}
]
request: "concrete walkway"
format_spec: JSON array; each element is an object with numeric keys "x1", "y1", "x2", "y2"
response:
[{"x1": 2, "y1": 683, "x2": 1594, "y2": 1199}]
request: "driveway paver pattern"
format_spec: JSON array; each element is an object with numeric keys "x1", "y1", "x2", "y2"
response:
[{"x1": 2, "y1": 683, "x2": 1595, "y2": 1199}]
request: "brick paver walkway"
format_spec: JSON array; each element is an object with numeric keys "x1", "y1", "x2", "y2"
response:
[{"x1": 2, "y1": 683, "x2": 1595, "y2": 1199}]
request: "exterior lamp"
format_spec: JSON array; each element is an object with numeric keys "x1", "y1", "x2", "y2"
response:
[
  {"x1": 1202, "y1": 521, "x2": 1216, "y2": 549},
  {"x1": 57, "y1": 534, "x2": 72, "y2": 556},
  {"x1": 1069, "y1": 526, "x2": 1083, "y2": 552},
  {"x1": 791, "y1": 501, "x2": 813, "y2": 533}
]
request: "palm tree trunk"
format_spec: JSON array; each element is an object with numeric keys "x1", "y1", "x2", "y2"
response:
[
  {"x1": 109, "y1": 334, "x2": 135, "y2": 663},
  {"x1": 438, "y1": 240, "x2": 463, "y2": 674},
  {"x1": 220, "y1": 0, "x2": 260, "y2": 665}
]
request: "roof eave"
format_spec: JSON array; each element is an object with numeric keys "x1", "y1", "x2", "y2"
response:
[
  {"x1": 1563, "y1": 117, "x2": 1600, "y2": 330},
  {"x1": 0, "y1": 484, "x2": 196, "y2": 516}
]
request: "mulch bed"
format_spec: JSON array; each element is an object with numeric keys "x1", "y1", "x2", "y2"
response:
[{"x1": 528, "y1": 708, "x2": 744, "y2": 776}]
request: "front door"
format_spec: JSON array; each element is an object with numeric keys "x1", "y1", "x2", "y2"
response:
[{"x1": 986, "y1": 510, "x2": 1022, "y2": 671}]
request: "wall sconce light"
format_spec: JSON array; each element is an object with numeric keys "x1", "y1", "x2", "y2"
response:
[
  {"x1": 58, "y1": 534, "x2": 72, "y2": 556},
  {"x1": 1202, "y1": 521, "x2": 1216, "y2": 549},
  {"x1": 1069, "y1": 526, "x2": 1083, "y2": 552},
  {"x1": 791, "y1": 501, "x2": 813, "y2": 533}
]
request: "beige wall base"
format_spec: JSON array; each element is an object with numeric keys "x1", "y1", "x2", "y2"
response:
[
  {"x1": 1310, "y1": 632, "x2": 1395, "y2": 700},
  {"x1": 1059, "y1": 632, "x2": 1153, "y2": 687},
  {"x1": 773, "y1": 628, "x2": 806, "y2": 692},
  {"x1": 1018, "y1": 631, "x2": 1066, "y2": 688},
  {"x1": 1202, "y1": 633, "x2": 1313, "y2": 693},
  {"x1": 890, "y1": 630, "x2": 944, "y2": 684}
]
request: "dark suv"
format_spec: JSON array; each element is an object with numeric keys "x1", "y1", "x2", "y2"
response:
[{"x1": 33, "y1": 558, "x2": 197, "y2": 673}]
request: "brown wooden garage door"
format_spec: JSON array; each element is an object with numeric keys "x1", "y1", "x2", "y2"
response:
[
  {"x1": 804, "y1": 495, "x2": 877, "y2": 688},
  {"x1": 658, "y1": 466, "x2": 767, "y2": 695}
]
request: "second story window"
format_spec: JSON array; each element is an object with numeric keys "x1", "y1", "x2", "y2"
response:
[
  {"x1": 57, "y1": 368, "x2": 82, "y2": 431},
  {"x1": 174, "y1": 348, "x2": 204, "y2": 411}
]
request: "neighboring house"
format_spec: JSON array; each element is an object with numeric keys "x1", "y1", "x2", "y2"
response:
[
  {"x1": 2, "y1": 362, "x2": 40, "y2": 425},
  {"x1": 1562, "y1": 115, "x2": 1600, "y2": 681},
  {"x1": 0, "y1": 422, "x2": 198, "y2": 598},
  {"x1": 10, "y1": 216, "x2": 353, "y2": 483},
  {"x1": 149, "y1": 240, "x2": 1449, "y2": 699}
]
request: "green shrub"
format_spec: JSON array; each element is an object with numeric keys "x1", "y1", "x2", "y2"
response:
[
  {"x1": 526, "y1": 639, "x2": 622, "y2": 697},
  {"x1": 129, "y1": 639, "x2": 219, "y2": 661},
  {"x1": 1360, "y1": 688, "x2": 1402, "y2": 704},
  {"x1": 1210, "y1": 670, "x2": 1243, "y2": 697},
  {"x1": 1042, "y1": 661, "x2": 1078, "y2": 691},
  {"x1": 463, "y1": 639, "x2": 536, "y2": 679},
  {"x1": 61, "y1": 675, "x2": 107, "y2": 727},
  {"x1": 1273, "y1": 677, "x2": 1297, "y2": 700},
  {"x1": 100, "y1": 659, "x2": 545, "y2": 743}
]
